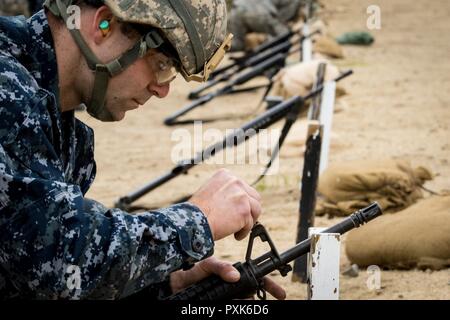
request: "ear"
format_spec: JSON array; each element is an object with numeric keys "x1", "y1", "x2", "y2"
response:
[{"x1": 92, "y1": 5, "x2": 115, "y2": 44}]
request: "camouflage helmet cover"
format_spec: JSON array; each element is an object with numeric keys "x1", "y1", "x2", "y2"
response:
[
  {"x1": 42, "y1": 0, "x2": 232, "y2": 121},
  {"x1": 105, "y1": 0, "x2": 232, "y2": 81}
]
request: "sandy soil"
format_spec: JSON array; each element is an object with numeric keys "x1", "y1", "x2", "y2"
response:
[{"x1": 78, "y1": 0, "x2": 450, "y2": 300}]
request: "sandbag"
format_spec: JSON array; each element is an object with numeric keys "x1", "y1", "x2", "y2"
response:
[
  {"x1": 316, "y1": 159, "x2": 433, "y2": 217},
  {"x1": 245, "y1": 33, "x2": 268, "y2": 51},
  {"x1": 312, "y1": 35, "x2": 344, "y2": 59},
  {"x1": 271, "y1": 59, "x2": 345, "y2": 100},
  {"x1": 345, "y1": 196, "x2": 450, "y2": 270}
]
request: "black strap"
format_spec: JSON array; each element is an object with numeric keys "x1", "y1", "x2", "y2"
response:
[{"x1": 252, "y1": 99, "x2": 303, "y2": 185}]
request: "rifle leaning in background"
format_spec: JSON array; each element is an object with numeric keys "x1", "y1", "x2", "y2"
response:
[
  {"x1": 188, "y1": 30, "x2": 320, "y2": 100},
  {"x1": 115, "y1": 70, "x2": 353, "y2": 211},
  {"x1": 208, "y1": 26, "x2": 301, "y2": 81},
  {"x1": 164, "y1": 53, "x2": 287, "y2": 126},
  {"x1": 164, "y1": 202, "x2": 382, "y2": 300}
]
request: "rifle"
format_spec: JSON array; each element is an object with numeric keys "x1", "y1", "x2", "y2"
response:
[
  {"x1": 208, "y1": 27, "x2": 300, "y2": 80},
  {"x1": 164, "y1": 53, "x2": 287, "y2": 126},
  {"x1": 114, "y1": 70, "x2": 353, "y2": 211},
  {"x1": 188, "y1": 30, "x2": 320, "y2": 100},
  {"x1": 165, "y1": 202, "x2": 382, "y2": 300}
]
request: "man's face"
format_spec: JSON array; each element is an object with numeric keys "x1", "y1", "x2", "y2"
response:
[
  {"x1": 82, "y1": 7, "x2": 177, "y2": 121},
  {"x1": 103, "y1": 46, "x2": 176, "y2": 121}
]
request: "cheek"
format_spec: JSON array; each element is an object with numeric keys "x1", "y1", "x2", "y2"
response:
[
  {"x1": 109, "y1": 68, "x2": 145, "y2": 93},
  {"x1": 105, "y1": 59, "x2": 156, "y2": 99},
  {"x1": 127, "y1": 59, "x2": 156, "y2": 87}
]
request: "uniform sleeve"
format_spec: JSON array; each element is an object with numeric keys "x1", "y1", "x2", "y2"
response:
[
  {"x1": 0, "y1": 71, "x2": 214, "y2": 300},
  {"x1": 0, "y1": 145, "x2": 214, "y2": 300}
]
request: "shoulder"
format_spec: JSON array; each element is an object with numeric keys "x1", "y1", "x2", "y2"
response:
[
  {"x1": 0, "y1": 15, "x2": 29, "y2": 55},
  {"x1": 0, "y1": 53, "x2": 39, "y2": 100},
  {"x1": 0, "y1": 52, "x2": 50, "y2": 145}
]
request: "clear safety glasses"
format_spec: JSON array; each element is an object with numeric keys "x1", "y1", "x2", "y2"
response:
[{"x1": 147, "y1": 51, "x2": 180, "y2": 85}]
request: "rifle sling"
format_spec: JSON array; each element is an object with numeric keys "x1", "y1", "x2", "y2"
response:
[{"x1": 252, "y1": 100, "x2": 303, "y2": 185}]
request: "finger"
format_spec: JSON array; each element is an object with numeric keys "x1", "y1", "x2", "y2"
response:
[
  {"x1": 248, "y1": 196, "x2": 262, "y2": 221},
  {"x1": 200, "y1": 257, "x2": 241, "y2": 283},
  {"x1": 234, "y1": 209, "x2": 254, "y2": 240},
  {"x1": 263, "y1": 277, "x2": 286, "y2": 300},
  {"x1": 237, "y1": 179, "x2": 261, "y2": 201}
]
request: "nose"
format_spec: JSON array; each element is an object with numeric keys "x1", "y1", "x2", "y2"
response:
[{"x1": 149, "y1": 82, "x2": 171, "y2": 98}]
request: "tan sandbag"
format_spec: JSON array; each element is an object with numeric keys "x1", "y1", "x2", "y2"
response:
[
  {"x1": 310, "y1": 20, "x2": 329, "y2": 37},
  {"x1": 345, "y1": 196, "x2": 450, "y2": 270},
  {"x1": 312, "y1": 35, "x2": 344, "y2": 59},
  {"x1": 271, "y1": 59, "x2": 344, "y2": 99},
  {"x1": 316, "y1": 159, "x2": 433, "y2": 217},
  {"x1": 245, "y1": 33, "x2": 268, "y2": 51}
]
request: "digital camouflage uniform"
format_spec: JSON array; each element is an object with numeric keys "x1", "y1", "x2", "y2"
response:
[
  {"x1": 272, "y1": 0, "x2": 304, "y2": 24},
  {"x1": 0, "y1": 10, "x2": 214, "y2": 299},
  {"x1": 227, "y1": 0, "x2": 304, "y2": 52}
]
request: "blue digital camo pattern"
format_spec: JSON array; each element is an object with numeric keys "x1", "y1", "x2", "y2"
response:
[{"x1": 0, "y1": 10, "x2": 214, "y2": 300}]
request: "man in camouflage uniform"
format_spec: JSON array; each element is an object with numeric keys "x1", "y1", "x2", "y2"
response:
[
  {"x1": 0, "y1": 0, "x2": 30, "y2": 16},
  {"x1": 228, "y1": 0, "x2": 304, "y2": 52},
  {"x1": 0, "y1": 0, "x2": 285, "y2": 299}
]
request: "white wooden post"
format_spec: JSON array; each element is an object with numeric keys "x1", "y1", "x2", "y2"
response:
[
  {"x1": 307, "y1": 227, "x2": 341, "y2": 300},
  {"x1": 302, "y1": 24, "x2": 312, "y2": 62},
  {"x1": 318, "y1": 81, "x2": 336, "y2": 174}
]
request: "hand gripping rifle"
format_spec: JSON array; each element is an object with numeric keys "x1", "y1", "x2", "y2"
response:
[
  {"x1": 188, "y1": 30, "x2": 320, "y2": 100},
  {"x1": 165, "y1": 202, "x2": 382, "y2": 300},
  {"x1": 114, "y1": 70, "x2": 353, "y2": 211}
]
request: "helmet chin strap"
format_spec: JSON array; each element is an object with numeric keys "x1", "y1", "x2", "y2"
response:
[{"x1": 51, "y1": 0, "x2": 164, "y2": 121}]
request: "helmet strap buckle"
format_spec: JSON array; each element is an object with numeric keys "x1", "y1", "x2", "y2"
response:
[{"x1": 145, "y1": 30, "x2": 164, "y2": 49}]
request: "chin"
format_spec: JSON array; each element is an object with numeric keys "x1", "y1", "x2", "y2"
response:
[{"x1": 114, "y1": 112, "x2": 126, "y2": 121}]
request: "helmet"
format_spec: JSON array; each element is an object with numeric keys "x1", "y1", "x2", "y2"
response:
[
  {"x1": 43, "y1": 0, "x2": 233, "y2": 121},
  {"x1": 105, "y1": 0, "x2": 232, "y2": 81}
]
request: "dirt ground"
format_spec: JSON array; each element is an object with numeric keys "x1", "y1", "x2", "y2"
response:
[{"x1": 78, "y1": 0, "x2": 450, "y2": 300}]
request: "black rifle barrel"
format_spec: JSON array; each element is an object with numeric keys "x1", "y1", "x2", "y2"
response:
[
  {"x1": 262, "y1": 202, "x2": 381, "y2": 276},
  {"x1": 116, "y1": 70, "x2": 353, "y2": 209},
  {"x1": 165, "y1": 202, "x2": 382, "y2": 300},
  {"x1": 189, "y1": 40, "x2": 297, "y2": 100},
  {"x1": 250, "y1": 30, "x2": 295, "y2": 57},
  {"x1": 209, "y1": 29, "x2": 296, "y2": 79},
  {"x1": 164, "y1": 53, "x2": 286, "y2": 125},
  {"x1": 202, "y1": 29, "x2": 319, "y2": 96}
]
